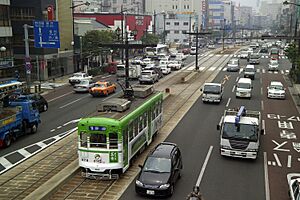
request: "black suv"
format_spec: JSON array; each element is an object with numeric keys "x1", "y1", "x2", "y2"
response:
[{"x1": 135, "y1": 142, "x2": 183, "y2": 197}]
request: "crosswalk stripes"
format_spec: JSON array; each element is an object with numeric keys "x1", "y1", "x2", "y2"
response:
[
  {"x1": 257, "y1": 69, "x2": 260, "y2": 73},
  {"x1": 262, "y1": 69, "x2": 266, "y2": 73}
]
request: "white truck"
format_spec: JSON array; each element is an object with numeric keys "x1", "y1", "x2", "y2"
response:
[
  {"x1": 217, "y1": 106, "x2": 264, "y2": 159},
  {"x1": 129, "y1": 64, "x2": 142, "y2": 79}
]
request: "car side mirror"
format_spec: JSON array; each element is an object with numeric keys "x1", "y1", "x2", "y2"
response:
[
  {"x1": 200, "y1": 88, "x2": 203, "y2": 92},
  {"x1": 138, "y1": 164, "x2": 143, "y2": 169},
  {"x1": 217, "y1": 124, "x2": 220, "y2": 130}
]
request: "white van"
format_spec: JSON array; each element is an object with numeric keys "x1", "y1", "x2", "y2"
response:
[
  {"x1": 201, "y1": 83, "x2": 223, "y2": 103},
  {"x1": 236, "y1": 78, "x2": 252, "y2": 98},
  {"x1": 190, "y1": 46, "x2": 197, "y2": 55},
  {"x1": 244, "y1": 65, "x2": 256, "y2": 80}
]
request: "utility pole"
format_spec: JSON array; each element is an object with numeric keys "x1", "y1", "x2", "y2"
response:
[
  {"x1": 121, "y1": 5, "x2": 124, "y2": 63},
  {"x1": 185, "y1": 30, "x2": 211, "y2": 70},
  {"x1": 222, "y1": 19, "x2": 226, "y2": 51},
  {"x1": 153, "y1": 10, "x2": 156, "y2": 34},
  {"x1": 24, "y1": 24, "x2": 33, "y2": 92}
]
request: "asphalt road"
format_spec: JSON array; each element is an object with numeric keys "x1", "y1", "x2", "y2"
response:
[{"x1": 120, "y1": 50, "x2": 294, "y2": 200}]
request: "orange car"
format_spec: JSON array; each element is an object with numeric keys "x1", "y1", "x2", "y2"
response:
[{"x1": 89, "y1": 81, "x2": 116, "y2": 97}]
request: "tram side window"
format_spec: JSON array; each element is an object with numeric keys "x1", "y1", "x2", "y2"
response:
[
  {"x1": 128, "y1": 122, "x2": 134, "y2": 141},
  {"x1": 80, "y1": 132, "x2": 88, "y2": 147},
  {"x1": 133, "y1": 118, "x2": 139, "y2": 137},
  {"x1": 152, "y1": 106, "x2": 156, "y2": 119},
  {"x1": 143, "y1": 113, "x2": 147, "y2": 128},
  {"x1": 109, "y1": 133, "x2": 118, "y2": 149},
  {"x1": 90, "y1": 134, "x2": 107, "y2": 148},
  {"x1": 139, "y1": 115, "x2": 145, "y2": 130}
]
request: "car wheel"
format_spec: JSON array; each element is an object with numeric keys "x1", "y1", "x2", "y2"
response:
[
  {"x1": 31, "y1": 123, "x2": 38, "y2": 134},
  {"x1": 169, "y1": 184, "x2": 174, "y2": 196},
  {"x1": 43, "y1": 104, "x2": 48, "y2": 112},
  {"x1": 4, "y1": 134, "x2": 12, "y2": 147}
]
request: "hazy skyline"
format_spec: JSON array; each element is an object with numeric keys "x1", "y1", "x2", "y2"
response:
[{"x1": 233, "y1": 0, "x2": 280, "y2": 9}]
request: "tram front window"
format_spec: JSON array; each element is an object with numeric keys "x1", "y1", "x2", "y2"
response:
[
  {"x1": 90, "y1": 134, "x2": 107, "y2": 148},
  {"x1": 80, "y1": 132, "x2": 88, "y2": 148}
]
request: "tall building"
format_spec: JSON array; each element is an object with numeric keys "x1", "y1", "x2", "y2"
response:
[
  {"x1": 79, "y1": 0, "x2": 145, "y2": 14},
  {"x1": 239, "y1": 6, "x2": 252, "y2": 28},
  {"x1": 0, "y1": 0, "x2": 13, "y2": 77},
  {"x1": 208, "y1": 0, "x2": 224, "y2": 29}
]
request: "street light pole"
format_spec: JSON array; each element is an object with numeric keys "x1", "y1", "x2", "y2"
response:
[{"x1": 163, "y1": 13, "x2": 166, "y2": 44}]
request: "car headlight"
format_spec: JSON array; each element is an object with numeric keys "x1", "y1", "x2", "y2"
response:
[
  {"x1": 159, "y1": 183, "x2": 170, "y2": 189},
  {"x1": 248, "y1": 149, "x2": 257, "y2": 152},
  {"x1": 135, "y1": 180, "x2": 143, "y2": 187}
]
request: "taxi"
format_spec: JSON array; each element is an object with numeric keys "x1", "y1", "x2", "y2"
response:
[{"x1": 89, "y1": 81, "x2": 116, "y2": 97}]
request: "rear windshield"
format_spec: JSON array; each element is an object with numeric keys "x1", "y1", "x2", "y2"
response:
[
  {"x1": 142, "y1": 72, "x2": 151, "y2": 75},
  {"x1": 228, "y1": 60, "x2": 238, "y2": 65},
  {"x1": 203, "y1": 85, "x2": 221, "y2": 94},
  {"x1": 237, "y1": 82, "x2": 251, "y2": 89},
  {"x1": 245, "y1": 68, "x2": 255, "y2": 72},
  {"x1": 250, "y1": 54, "x2": 260, "y2": 59}
]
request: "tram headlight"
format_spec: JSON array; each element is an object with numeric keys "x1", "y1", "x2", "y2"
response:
[
  {"x1": 135, "y1": 180, "x2": 144, "y2": 187},
  {"x1": 159, "y1": 183, "x2": 170, "y2": 189}
]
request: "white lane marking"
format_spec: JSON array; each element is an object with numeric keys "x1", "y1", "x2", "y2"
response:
[
  {"x1": 63, "y1": 118, "x2": 81, "y2": 126},
  {"x1": 226, "y1": 98, "x2": 231, "y2": 107},
  {"x1": 50, "y1": 129, "x2": 55, "y2": 132},
  {"x1": 286, "y1": 70, "x2": 289, "y2": 73},
  {"x1": 59, "y1": 95, "x2": 89, "y2": 109},
  {"x1": 262, "y1": 69, "x2": 266, "y2": 73},
  {"x1": 36, "y1": 142, "x2": 47, "y2": 148},
  {"x1": 262, "y1": 120, "x2": 266, "y2": 135},
  {"x1": 261, "y1": 100, "x2": 264, "y2": 111},
  {"x1": 261, "y1": 88, "x2": 263, "y2": 95},
  {"x1": 17, "y1": 149, "x2": 31, "y2": 158},
  {"x1": 274, "y1": 71, "x2": 278, "y2": 74},
  {"x1": 273, "y1": 153, "x2": 282, "y2": 167},
  {"x1": 236, "y1": 77, "x2": 239, "y2": 82},
  {"x1": 257, "y1": 69, "x2": 260, "y2": 73},
  {"x1": 287, "y1": 155, "x2": 292, "y2": 168},
  {"x1": 232, "y1": 85, "x2": 235, "y2": 93},
  {"x1": 216, "y1": 54, "x2": 222, "y2": 57},
  {"x1": 48, "y1": 91, "x2": 73, "y2": 103},
  {"x1": 260, "y1": 78, "x2": 262, "y2": 84},
  {"x1": 209, "y1": 66, "x2": 217, "y2": 71},
  {"x1": 239, "y1": 68, "x2": 243, "y2": 74},
  {"x1": 264, "y1": 152, "x2": 270, "y2": 200},
  {"x1": 281, "y1": 70, "x2": 284, "y2": 74},
  {"x1": 57, "y1": 126, "x2": 62, "y2": 129},
  {"x1": 199, "y1": 66, "x2": 205, "y2": 71},
  {"x1": 209, "y1": 54, "x2": 213, "y2": 57},
  {"x1": 223, "y1": 68, "x2": 227, "y2": 71},
  {"x1": 196, "y1": 146, "x2": 213, "y2": 187},
  {"x1": 0, "y1": 157, "x2": 12, "y2": 169}
]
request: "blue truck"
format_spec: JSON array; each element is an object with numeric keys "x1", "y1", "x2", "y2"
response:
[{"x1": 0, "y1": 99, "x2": 40, "y2": 148}]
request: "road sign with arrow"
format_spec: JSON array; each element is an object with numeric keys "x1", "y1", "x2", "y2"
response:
[{"x1": 33, "y1": 20, "x2": 60, "y2": 48}]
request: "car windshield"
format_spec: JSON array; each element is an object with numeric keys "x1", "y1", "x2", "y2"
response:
[
  {"x1": 94, "y1": 83, "x2": 106, "y2": 88},
  {"x1": 74, "y1": 73, "x2": 83, "y2": 77},
  {"x1": 222, "y1": 122, "x2": 258, "y2": 141},
  {"x1": 270, "y1": 85, "x2": 283, "y2": 90},
  {"x1": 143, "y1": 157, "x2": 171, "y2": 173},
  {"x1": 142, "y1": 72, "x2": 151, "y2": 75},
  {"x1": 237, "y1": 82, "x2": 251, "y2": 89},
  {"x1": 245, "y1": 68, "x2": 254, "y2": 72},
  {"x1": 250, "y1": 54, "x2": 260, "y2": 59},
  {"x1": 79, "y1": 80, "x2": 89, "y2": 85},
  {"x1": 228, "y1": 60, "x2": 238, "y2": 65},
  {"x1": 203, "y1": 85, "x2": 221, "y2": 94}
]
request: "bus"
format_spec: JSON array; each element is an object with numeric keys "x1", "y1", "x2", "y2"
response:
[
  {"x1": 270, "y1": 47, "x2": 279, "y2": 60},
  {"x1": 77, "y1": 91, "x2": 163, "y2": 179},
  {"x1": 0, "y1": 78, "x2": 23, "y2": 100},
  {"x1": 145, "y1": 44, "x2": 168, "y2": 58}
]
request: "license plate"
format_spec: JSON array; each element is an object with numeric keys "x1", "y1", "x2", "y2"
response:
[{"x1": 146, "y1": 190, "x2": 155, "y2": 195}]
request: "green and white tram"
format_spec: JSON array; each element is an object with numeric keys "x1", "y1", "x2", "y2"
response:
[{"x1": 78, "y1": 91, "x2": 163, "y2": 179}]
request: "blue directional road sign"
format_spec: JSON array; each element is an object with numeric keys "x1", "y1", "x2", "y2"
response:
[{"x1": 34, "y1": 20, "x2": 60, "y2": 48}]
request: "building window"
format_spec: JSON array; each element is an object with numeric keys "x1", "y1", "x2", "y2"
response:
[
  {"x1": 0, "y1": 5, "x2": 10, "y2": 26},
  {"x1": 174, "y1": 30, "x2": 180, "y2": 34},
  {"x1": 123, "y1": 0, "x2": 127, "y2": 3},
  {"x1": 165, "y1": 30, "x2": 170, "y2": 34},
  {"x1": 113, "y1": 0, "x2": 117, "y2": 3},
  {"x1": 10, "y1": 7, "x2": 35, "y2": 20},
  {"x1": 187, "y1": 5, "x2": 189, "y2": 9},
  {"x1": 166, "y1": 22, "x2": 170, "y2": 25},
  {"x1": 182, "y1": 30, "x2": 187, "y2": 34},
  {"x1": 184, "y1": 5, "x2": 186, "y2": 9},
  {"x1": 174, "y1": 22, "x2": 179, "y2": 26},
  {"x1": 113, "y1": 8, "x2": 117, "y2": 12},
  {"x1": 183, "y1": 22, "x2": 188, "y2": 26}
]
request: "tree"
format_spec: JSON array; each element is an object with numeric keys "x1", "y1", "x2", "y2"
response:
[
  {"x1": 141, "y1": 33, "x2": 159, "y2": 45},
  {"x1": 285, "y1": 43, "x2": 300, "y2": 83},
  {"x1": 82, "y1": 30, "x2": 117, "y2": 56}
]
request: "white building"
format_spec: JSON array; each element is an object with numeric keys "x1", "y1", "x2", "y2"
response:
[{"x1": 165, "y1": 14, "x2": 191, "y2": 43}]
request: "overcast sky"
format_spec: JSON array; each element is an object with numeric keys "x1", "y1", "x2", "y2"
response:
[{"x1": 233, "y1": 0, "x2": 280, "y2": 9}]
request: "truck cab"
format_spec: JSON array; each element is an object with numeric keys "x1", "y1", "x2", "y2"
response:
[
  {"x1": 201, "y1": 83, "x2": 223, "y2": 103},
  {"x1": 217, "y1": 106, "x2": 264, "y2": 159}
]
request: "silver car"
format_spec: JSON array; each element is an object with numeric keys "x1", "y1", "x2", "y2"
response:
[{"x1": 73, "y1": 80, "x2": 95, "y2": 93}]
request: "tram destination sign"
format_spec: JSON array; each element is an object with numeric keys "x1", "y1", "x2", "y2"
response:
[{"x1": 34, "y1": 20, "x2": 60, "y2": 48}]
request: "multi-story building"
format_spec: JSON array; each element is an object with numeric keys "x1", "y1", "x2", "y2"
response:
[
  {"x1": 208, "y1": 0, "x2": 225, "y2": 30},
  {"x1": 79, "y1": 0, "x2": 145, "y2": 14},
  {"x1": 239, "y1": 6, "x2": 252, "y2": 28},
  {"x1": 9, "y1": 0, "x2": 77, "y2": 81},
  {"x1": 165, "y1": 14, "x2": 190, "y2": 43},
  {"x1": 145, "y1": 0, "x2": 201, "y2": 32},
  {"x1": 0, "y1": 0, "x2": 13, "y2": 78}
]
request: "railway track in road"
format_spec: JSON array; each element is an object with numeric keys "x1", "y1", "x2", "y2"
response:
[{"x1": 45, "y1": 53, "x2": 234, "y2": 200}]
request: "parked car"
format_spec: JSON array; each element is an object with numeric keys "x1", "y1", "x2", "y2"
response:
[
  {"x1": 267, "y1": 81, "x2": 286, "y2": 99},
  {"x1": 135, "y1": 142, "x2": 183, "y2": 197},
  {"x1": 73, "y1": 80, "x2": 95, "y2": 93},
  {"x1": 89, "y1": 81, "x2": 116, "y2": 97},
  {"x1": 68, "y1": 72, "x2": 92, "y2": 85},
  {"x1": 287, "y1": 173, "x2": 300, "y2": 200},
  {"x1": 9, "y1": 93, "x2": 48, "y2": 112},
  {"x1": 139, "y1": 70, "x2": 159, "y2": 84},
  {"x1": 268, "y1": 59, "x2": 279, "y2": 71},
  {"x1": 227, "y1": 58, "x2": 240, "y2": 72}
]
